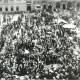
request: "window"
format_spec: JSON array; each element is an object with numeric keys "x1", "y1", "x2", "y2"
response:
[
  {"x1": 16, "y1": 6, "x2": 19, "y2": 11},
  {"x1": 27, "y1": 4, "x2": 31, "y2": 11},
  {"x1": 77, "y1": 3, "x2": 80, "y2": 7},
  {"x1": 11, "y1": 7, "x2": 14, "y2": 11},
  {"x1": 67, "y1": 2, "x2": 72, "y2": 10},
  {"x1": 63, "y1": 4, "x2": 66, "y2": 9},
  {"x1": 5, "y1": 7, "x2": 8, "y2": 11},
  {"x1": 0, "y1": 7, "x2": 2, "y2": 11},
  {"x1": 56, "y1": 2, "x2": 60, "y2": 8}
]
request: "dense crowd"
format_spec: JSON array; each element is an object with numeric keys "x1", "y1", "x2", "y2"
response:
[{"x1": 0, "y1": 10, "x2": 80, "y2": 79}]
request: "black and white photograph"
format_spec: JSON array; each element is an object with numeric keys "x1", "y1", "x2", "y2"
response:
[{"x1": 0, "y1": 0, "x2": 80, "y2": 79}]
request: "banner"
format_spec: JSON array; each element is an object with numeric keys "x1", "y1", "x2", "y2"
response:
[{"x1": 35, "y1": 4, "x2": 42, "y2": 10}]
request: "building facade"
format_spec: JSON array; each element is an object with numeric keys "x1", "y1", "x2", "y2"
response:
[
  {"x1": 0, "y1": 0, "x2": 80, "y2": 13},
  {"x1": 41, "y1": 0, "x2": 80, "y2": 11},
  {"x1": 0, "y1": 0, "x2": 26, "y2": 13}
]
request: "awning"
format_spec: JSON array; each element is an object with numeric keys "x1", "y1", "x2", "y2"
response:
[
  {"x1": 54, "y1": 18, "x2": 68, "y2": 24},
  {"x1": 62, "y1": 24, "x2": 76, "y2": 28},
  {"x1": 11, "y1": 15, "x2": 19, "y2": 23},
  {"x1": 24, "y1": 50, "x2": 29, "y2": 54}
]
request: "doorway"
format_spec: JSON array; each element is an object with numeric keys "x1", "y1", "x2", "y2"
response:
[
  {"x1": 63, "y1": 4, "x2": 66, "y2": 9},
  {"x1": 27, "y1": 4, "x2": 31, "y2": 11},
  {"x1": 67, "y1": 2, "x2": 72, "y2": 10}
]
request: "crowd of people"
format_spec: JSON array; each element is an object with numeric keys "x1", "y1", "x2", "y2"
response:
[{"x1": 0, "y1": 9, "x2": 80, "y2": 79}]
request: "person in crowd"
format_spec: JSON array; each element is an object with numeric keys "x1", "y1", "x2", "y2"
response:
[{"x1": 0, "y1": 9, "x2": 80, "y2": 79}]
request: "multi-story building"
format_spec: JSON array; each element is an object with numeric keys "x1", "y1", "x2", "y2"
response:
[
  {"x1": 0, "y1": 0, "x2": 26, "y2": 13},
  {"x1": 0, "y1": 0, "x2": 80, "y2": 13},
  {"x1": 42, "y1": 0, "x2": 80, "y2": 11}
]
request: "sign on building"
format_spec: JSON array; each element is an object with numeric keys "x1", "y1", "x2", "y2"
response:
[{"x1": 35, "y1": 4, "x2": 42, "y2": 10}]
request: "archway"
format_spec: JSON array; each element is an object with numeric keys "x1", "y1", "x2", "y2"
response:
[
  {"x1": 27, "y1": 4, "x2": 31, "y2": 11},
  {"x1": 43, "y1": 4, "x2": 46, "y2": 9},
  {"x1": 67, "y1": 2, "x2": 72, "y2": 10},
  {"x1": 16, "y1": 6, "x2": 19, "y2": 11},
  {"x1": 77, "y1": 3, "x2": 80, "y2": 10},
  {"x1": 63, "y1": 4, "x2": 66, "y2": 9},
  {"x1": 56, "y1": 2, "x2": 60, "y2": 8}
]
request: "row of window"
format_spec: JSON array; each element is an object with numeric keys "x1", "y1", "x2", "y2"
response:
[
  {"x1": 0, "y1": 0, "x2": 22, "y2": 1},
  {"x1": 0, "y1": 0, "x2": 28, "y2": 2},
  {"x1": 0, "y1": 0, "x2": 31, "y2": 2},
  {"x1": 0, "y1": 6, "x2": 19, "y2": 11}
]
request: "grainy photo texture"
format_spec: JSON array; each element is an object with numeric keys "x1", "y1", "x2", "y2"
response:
[{"x1": 0, "y1": 0, "x2": 80, "y2": 80}]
